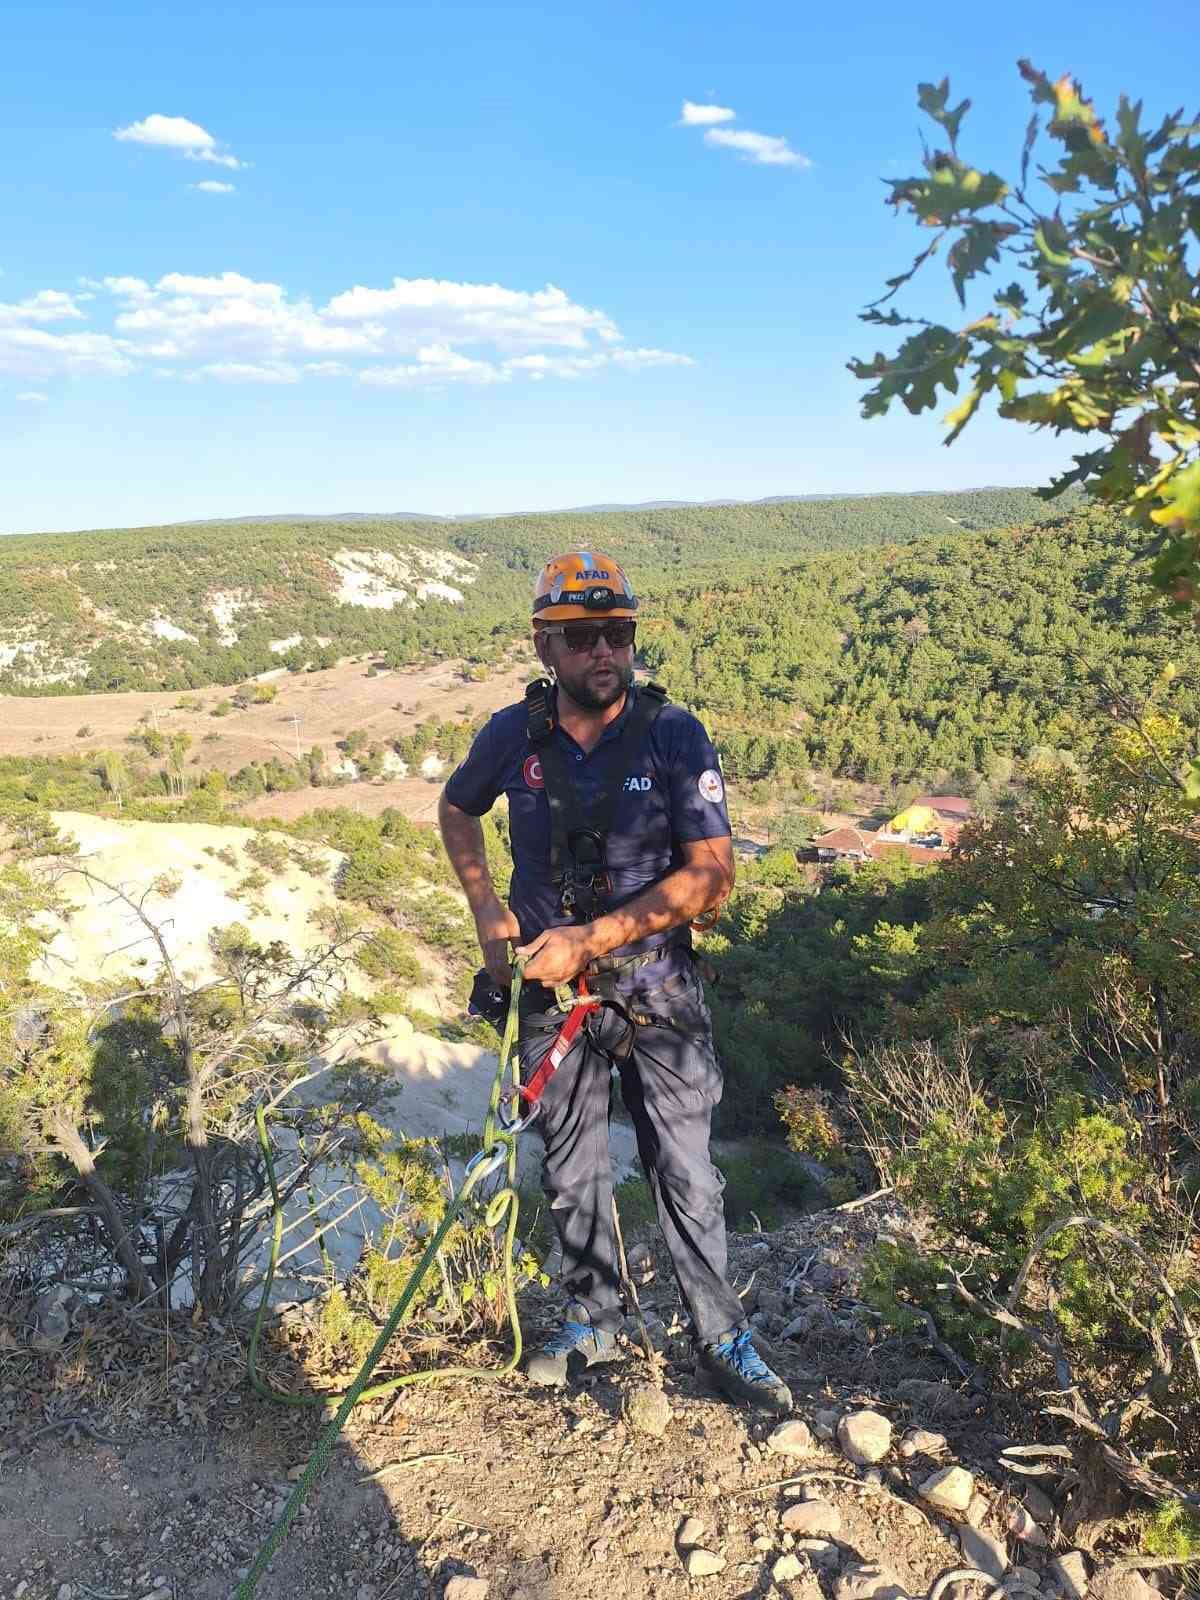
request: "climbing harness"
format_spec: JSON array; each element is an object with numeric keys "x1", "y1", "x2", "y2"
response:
[
  {"x1": 525, "y1": 676, "x2": 725, "y2": 948},
  {"x1": 525, "y1": 676, "x2": 669, "y2": 922},
  {"x1": 235, "y1": 957, "x2": 591, "y2": 1599}
]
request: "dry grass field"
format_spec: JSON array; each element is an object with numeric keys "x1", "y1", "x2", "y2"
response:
[{"x1": 0, "y1": 653, "x2": 533, "y2": 820}]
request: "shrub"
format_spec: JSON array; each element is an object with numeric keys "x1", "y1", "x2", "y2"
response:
[
  {"x1": 844, "y1": 1031, "x2": 1200, "y2": 1511},
  {"x1": 203, "y1": 844, "x2": 240, "y2": 868},
  {"x1": 310, "y1": 1119, "x2": 546, "y2": 1365},
  {"x1": 714, "y1": 1138, "x2": 818, "y2": 1230},
  {"x1": 776, "y1": 1084, "x2": 843, "y2": 1164},
  {"x1": 243, "y1": 833, "x2": 290, "y2": 873},
  {"x1": 354, "y1": 925, "x2": 424, "y2": 986},
  {"x1": 0, "y1": 853, "x2": 389, "y2": 1318},
  {"x1": 1141, "y1": 1502, "x2": 1200, "y2": 1561}
]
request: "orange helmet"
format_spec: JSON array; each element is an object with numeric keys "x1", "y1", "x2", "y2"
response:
[{"x1": 532, "y1": 551, "x2": 639, "y2": 623}]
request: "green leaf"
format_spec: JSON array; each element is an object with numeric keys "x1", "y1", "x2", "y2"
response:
[
  {"x1": 948, "y1": 221, "x2": 1014, "y2": 306},
  {"x1": 943, "y1": 383, "x2": 983, "y2": 443},
  {"x1": 1034, "y1": 219, "x2": 1073, "y2": 268},
  {"x1": 1018, "y1": 60, "x2": 1056, "y2": 108},
  {"x1": 996, "y1": 282, "x2": 1028, "y2": 316},
  {"x1": 1021, "y1": 111, "x2": 1040, "y2": 189},
  {"x1": 918, "y1": 77, "x2": 971, "y2": 148},
  {"x1": 1182, "y1": 757, "x2": 1200, "y2": 804},
  {"x1": 1150, "y1": 459, "x2": 1200, "y2": 531},
  {"x1": 1053, "y1": 296, "x2": 1129, "y2": 357}
]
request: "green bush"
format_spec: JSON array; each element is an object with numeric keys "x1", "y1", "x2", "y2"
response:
[
  {"x1": 243, "y1": 833, "x2": 290, "y2": 873},
  {"x1": 1141, "y1": 1502, "x2": 1200, "y2": 1561},
  {"x1": 354, "y1": 925, "x2": 424, "y2": 986},
  {"x1": 614, "y1": 1174, "x2": 658, "y2": 1232},
  {"x1": 309, "y1": 1118, "x2": 546, "y2": 1366},
  {"x1": 714, "y1": 1139, "x2": 818, "y2": 1230}
]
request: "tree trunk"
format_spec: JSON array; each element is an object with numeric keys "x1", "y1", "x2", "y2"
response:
[
  {"x1": 185, "y1": 1074, "x2": 224, "y2": 1315},
  {"x1": 48, "y1": 1114, "x2": 152, "y2": 1302}
]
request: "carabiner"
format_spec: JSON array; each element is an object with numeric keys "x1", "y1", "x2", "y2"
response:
[
  {"x1": 497, "y1": 1093, "x2": 541, "y2": 1136},
  {"x1": 464, "y1": 1141, "x2": 511, "y2": 1184}
]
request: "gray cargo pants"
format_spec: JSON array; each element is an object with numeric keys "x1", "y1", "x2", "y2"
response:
[{"x1": 518, "y1": 966, "x2": 746, "y2": 1343}]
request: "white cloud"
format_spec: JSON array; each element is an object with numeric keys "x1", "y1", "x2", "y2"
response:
[
  {"x1": 703, "y1": 127, "x2": 811, "y2": 167},
  {"x1": 16, "y1": 391, "x2": 48, "y2": 403},
  {"x1": 0, "y1": 327, "x2": 134, "y2": 380},
  {"x1": 0, "y1": 289, "x2": 86, "y2": 326},
  {"x1": 360, "y1": 344, "x2": 506, "y2": 387},
  {"x1": 506, "y1": 348, "x2": 694, "y2": 380},
  {"x1": 680, "y1": 100, "x2": 736, "y2": 126},
  {"x1": 187, "y1": 149, "x2": 243, "y2": 170},
  {"x1": 197, "y1": 361, "x2": 299, "y2": 384},
  {"x1": 192, "y1": 179, "x2": 235, "y2": 194},
  {"x1": 324, "y1": 278, "x2": 621, "y2": 351},
  {"x1": 114, "y1": 113, "x2": 216, "y2": 151},
  {"x1": 0, "y1": 269, "x2": 692, "y2": 389},
  {"x1": 113, "y1": 113, "x2": 243, "y2": 170}
]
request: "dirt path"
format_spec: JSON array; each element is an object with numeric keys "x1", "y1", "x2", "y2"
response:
[{"x1": 1, "y1": 1202, "x2": 1058, "y2": 1600}]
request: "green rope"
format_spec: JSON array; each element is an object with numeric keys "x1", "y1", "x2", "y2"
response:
[{"x1": 236, "y1": 960, "x2": 529, "y2": 1599}]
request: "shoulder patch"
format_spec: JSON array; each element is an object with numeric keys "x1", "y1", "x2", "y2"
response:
[{"x1": 698, "y1": 768, "x2": 724, "y2": 804}]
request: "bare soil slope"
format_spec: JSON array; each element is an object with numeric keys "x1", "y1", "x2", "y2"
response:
[{"x1": 3, "y1": 1200, "x2": 1036, "y2": 1600}]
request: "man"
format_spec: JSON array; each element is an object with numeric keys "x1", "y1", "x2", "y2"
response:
[{"x1": 437, "y1": 550, "x2": 790, "y2": 1414}]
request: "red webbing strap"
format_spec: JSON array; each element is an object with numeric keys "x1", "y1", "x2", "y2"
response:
[{"x1": 518, "y1": 979, "x2": 600, "y2": 1106}]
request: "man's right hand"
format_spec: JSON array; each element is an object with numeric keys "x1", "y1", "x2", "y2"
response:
[{"x1": 474, "y1": 896, "x2": 522, "y2": 985}]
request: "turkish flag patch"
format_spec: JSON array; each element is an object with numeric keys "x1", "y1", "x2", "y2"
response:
[{"x1": 523, "y1": 754, "x2": 545, "y2": 790}]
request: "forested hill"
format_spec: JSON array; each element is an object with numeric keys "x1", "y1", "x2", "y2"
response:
[
  {"x1": 0, "y1": 486, "x2": 1074, "y2": 695},
  {"x1": 643, "y1": 502, "x2": 1195, "y2": 788}
]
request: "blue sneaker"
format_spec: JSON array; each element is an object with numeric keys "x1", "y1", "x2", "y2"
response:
[
  {"x1": 526, "y1": 1306, "x2": 622, "y2": 1387},
  {"x1": 696, "y1": 1326, "x2": 791, "y2": 1413}
]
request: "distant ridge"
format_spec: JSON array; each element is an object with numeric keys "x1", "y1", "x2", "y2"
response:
[
  {"x1": 0, "y1": 485, "x2": 1078, "y2": 694},
  {"x1": 183, "y1": 487, "x2": 1031, "y2": 526}
]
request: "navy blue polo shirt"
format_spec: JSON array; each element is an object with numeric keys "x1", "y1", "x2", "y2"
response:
[{"x1": 444, "y1": 682, "x2": 731, "y2": 987}]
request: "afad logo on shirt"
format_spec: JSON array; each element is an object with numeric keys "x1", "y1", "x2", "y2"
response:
[
  {"x1": 523, "y1": 754, "x2": 545, "y2": 790},
  {"x1": 623, "y1": 773, "x2": 653, "y2": 793}
]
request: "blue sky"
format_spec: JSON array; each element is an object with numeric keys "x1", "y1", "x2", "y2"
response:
[{"x1": 1, "y1": 0, "x2": 1195, "y2": 534}]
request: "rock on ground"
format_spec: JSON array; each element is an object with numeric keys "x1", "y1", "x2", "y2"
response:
[
  {"x1": 767, "y1": 1419, "x2": 814, "y2": 1458},
  {"x1": 622, "y1": 1383, "x2": 672, "y2": 1437},
  {"x1": 838, "y1": 1409, "x2": 893, "y2": 1465},
  {"x1": 773, "y1": 1553, "x2": 806, "y2": 1582},
  {"x1": 959, "y1": 1526, "x2": 1008, "y2": 1581},
  {"x1": 899, "y1": 1428, "x2": 947, "y2": 1459},
  {"x1": 918, "y1": 1466, "x2": 975, "y2": 1515},
  {"x1": 782, "y1": 1501, "x2": 843, "y2": 1538},
  {"x1": 443, "y1": 1580, "x2": 489, "y2": 1600},
  {"x1": 835, "y1": 1561, "x2": 907, "y2": 1600},
  {"x1": 1022, "y1": 1484, "x2": 1057, "y2": 1525},
  {"x1": 684, "y1": 1548, "x2": 727, "y2": 1578},
  {"x1": 1050, "y1": 1551, "x2": 1089, "y2": 1600},
  {"x1": 1007, "y1": 1505, "x2": 1049, "y2": 1546},
  {"x1": 1091, "y1": 1565, "x2": 1156, "y2": 1600},
  {"x1": 813, "y1": 1408, "x2": 840, "y2": 1440}
]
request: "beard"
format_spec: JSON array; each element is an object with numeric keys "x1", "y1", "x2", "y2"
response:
[{"x1": 559, "y1": 656, "x2": 634, "y2": 711}]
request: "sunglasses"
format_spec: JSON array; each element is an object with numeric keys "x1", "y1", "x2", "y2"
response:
[{"x1": 542, "y1": 620, "x2": 637, "y2": 655}]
